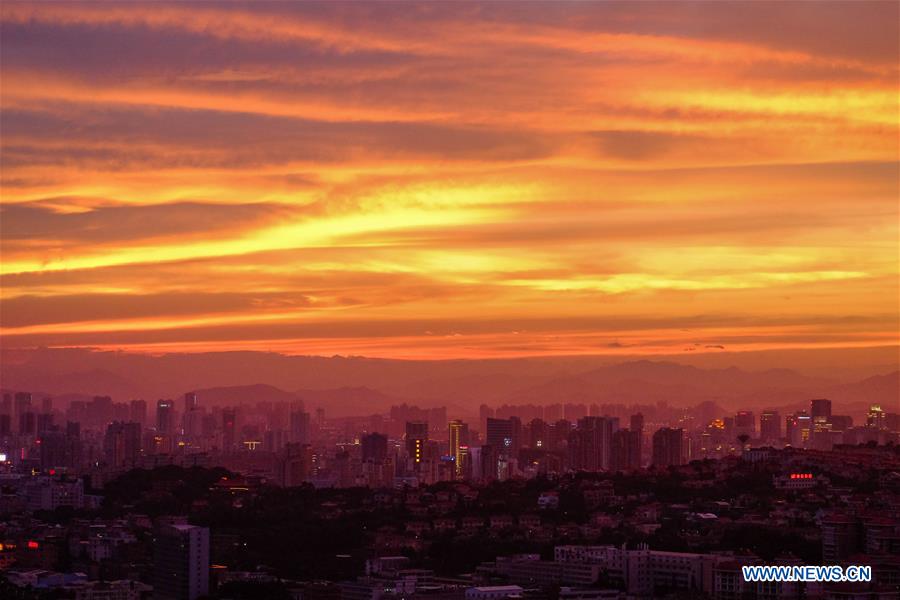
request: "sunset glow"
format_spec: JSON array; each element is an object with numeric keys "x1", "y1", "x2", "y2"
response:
[{"x1": 1, "y1": 1, "x2": 898, "y2": 359}]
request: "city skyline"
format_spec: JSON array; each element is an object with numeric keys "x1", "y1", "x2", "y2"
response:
[{"x1": 1, "y1": 2, "x2": 898, "y2": 361}]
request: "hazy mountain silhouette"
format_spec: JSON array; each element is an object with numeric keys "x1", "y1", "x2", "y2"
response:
[
  {"x1": 1, "y1": 348, "x2": 896, "y2": 418},
  {"x1": 188, "y1": 384, "x2": 304, "y2": 408}
]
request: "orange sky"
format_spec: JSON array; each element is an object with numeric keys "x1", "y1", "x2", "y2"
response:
[{"x1": 0, "y1": 1, "x2": 898, "y2": 360}]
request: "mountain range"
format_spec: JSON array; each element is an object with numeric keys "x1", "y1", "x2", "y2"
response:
[{"x1": 1, "y1": 348, "x2": 896, "y2": 419}]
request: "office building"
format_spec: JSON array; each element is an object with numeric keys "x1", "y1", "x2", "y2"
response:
[
  {"x1": 652, "y1": 427, "x2": 684, "y2": 467},
  {"x1": 130, "y1": 400, "x2": 147, "y2": 426},
  {"x1": 222, "y1": 409, "x2": 236, "y2": 452},
  {"x1": 156, "y1": 400, "x2": 175, "y2": 435},
  {"x1": 290, "y1": 409, "x2": 311, "y2": 444},
  {"x1": 611, "y1": 429, "x2": 641, "y2": 471},
  {"x1": 361, "y1": 432, "x2": 388, "y2": 463},
  {"x1": 486, "y1": 417, "x2": 521, "y2": 457},
  {"x1": 734, "y1": 411, "x2": 755, "y2": 439},
  {"x1": 810, "y1": 398, "x2": 832, "y2": 420},
  {"x1": 448, "y1": 419, "x2": 470, "y2": 479},
  {"x1": 759, "y1": 411, "x2": 780, "y2": 441},
  {"x1": 405, "y1": 421, "x2": 428, "y2": 465},
  {"x1": 104, "y1": 422, "x2": 142, "y2": 468}
]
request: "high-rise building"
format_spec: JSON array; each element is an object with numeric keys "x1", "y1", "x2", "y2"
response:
[
  {"x1": 290, "y1": 410, "x2": 311, "y2": 444},
  {"x1": 630, "y1": 413, "x2": 644, "y2": 463},
  {"x1": 810, "y1": 399, "x2": 832, "y2": 434},
  {"x1": 652, "y1": 427, "x2": 684, "y2": 467},
  {"x1": 278, "y1": 443, "x2": 314, "y2": 486},
  {"x1": 478, "y1": 444, "x2": 499, "y2": 481},
  {"x1": 526, "y1": 418, "x2": 550, "y2": 450},
  {"x1": 448, "y1": 419, "x2": 469, "y2": 479},
  {"x1": 156, "y1": 400, "x2": 175, "y2": 435},
  {"x1": 611, "y1": 429, "x2": 641, "y2": 471},
  {"x1": 104, "y1": 421, "x2": 142, "y2": 468},
  {"x1": 759, "y1": 411, "x2": 781, "y2": 441},
  {"x1": 36, "y1": 413, "x2": 53, "y2": 433},
  {"x1": 361, "y1": 432, "x2": 388, "y2": 462},
  {"x1": 479, "y1": 404, "x2": 494, "y2": 436},
  {"x1": 810, "y1": 399, "x2": 832, "y2": 420},
  {"x1": 19, "y1": 411, "x2": 36, "y2": 435},
  {"x1": 569, "y1": 416, "x2": 615, "y2": 471},
  {"x1": 550, "y1": 420, "x2": 571, "y2": 451},
  {"x1": 14, "y1": 392, "x2": 32, "y2": 422},
  {"x1": 866, "y1": 405, "x2": 885, "y2": 429},
  {"x1": 829, "y1": 415, "x2": 853, "y2": 432},
  {"x1": 130, "y1": 400, "x2": 147, "y2": 426},
  {"x1": 630, "y1": 413, "x2": 644, "y2": 433},
  {"x1": 786, "y1": 412, "x2": 812, "y2": 447},
  {"x1": 486, "y1": 417, "x2": 520, "y2": 456},
  {"x1": 222, "y1": 409, "x2": 236, "y2": 452},
  {"x1": 182, "y1": 393, "x2": 202, "y2": 439},
  {"x1": 734, "y1": 411, "x2": 755, "y2": 439},
  {"x1": 153, "y1": 523, "x2": 210, "y2": 600},
  {"x1": 184, "y1": 392, "x2": 199, "y2": 412},
  {"x1": 38, "y1": 430, "x2": 67, "y2": 471},
  {"x1": 405, "y1": 421, "x2": 428, "y2": 465}
]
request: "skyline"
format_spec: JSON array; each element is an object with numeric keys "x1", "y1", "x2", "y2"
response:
[{"x1": 1, "y1": 2, "x2": 899, "y2": 361}]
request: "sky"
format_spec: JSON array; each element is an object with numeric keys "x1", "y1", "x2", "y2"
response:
[{"x1": 0, "y1": 1, "x2": 898, "y2": 361}]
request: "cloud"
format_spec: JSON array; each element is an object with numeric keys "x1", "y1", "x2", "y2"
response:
[
  {"x1": 0, "y1": 200, "x2": 294, "y2": 249},
  {"x1": 0, "y1": 291, "x2": 316, "y2": 328},
  {"x1": 0, "y1": 2, "x2": 896, "y2": 359}
]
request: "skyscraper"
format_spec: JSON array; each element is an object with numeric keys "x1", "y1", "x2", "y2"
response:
[
  {"x1": 290, "y1": 409, "x2": 311, "y2": 444},
  {"x1": 19, "y1": 411, "x2": 36, "y2": 435},
  {"x1": 486, "y1": 417, "x2": 517, "y2": 455},
  {"x1": 222, "y1": 408, "x2": 236, "y2": 452},
  {"x1": 630, "y1": 413, "x2": 644, "y2": 464},
  {"x1": 184, "y1": 392, "x2": 199, "y2": 412},
  {"x1": 652, "y1": 427, "x2": 684, "y2": 467},
  {"x1": 866, "y1": 404, "x2": 885, "y2": 429},
  {"x1": 38, "y1": 430, "x2": 67, "y2": 471},
  {"x1": 405, "y1": 421, "x2": 428, "y2": 465},
  {"x1": 734, "y1": 411, "x2": 755, "y2": 439},
  {"x1": 130, "y1": 399, "x2": 147, "y2": 426},
  {"x1": 182, "y1": 393, "x2": 202, "y2": 439},
  {"x1": 278, "y1": 443, "x2": 314, "y2": 487},
  {"x1": 448, "y1": 419, "x2": 469, "y2": 479},
  {"x1": 527, "y1": 418, "x2": 549, "y2": 450},
  {"x1": 759, "y1": 411, "x2": 781, "y2": 441},
  {"x1": 14, "y1": 392, "x2": 31, "y2": 419},
  {"x1": 153, "y1": 523, "x2": 210, "y2": 600},
  {"x1": 611, "y1": 429, "x2": 641, "y2": 471},
  {"x1": 810, "y1": 399, "x2": 832, "y2": 420},
  {"x1": 569, "y1": 416, "x2": 615, "y2": 471},
  {"x1": 104, "y1": 421, "x2": 142, "y2": 468},
  {"x1": 786, "y1": 412, "x2": 812, "y2": 447},
  {"x1": 479, "y1": 404, "x2": 494, "y2": 436},
  {"x1": 361, "y1": 432, "x2": 388, "y2": 462},
  {"x1": 156, "y1": 399, "x2": 175, "y2": 435},
  {"x1": 630, "y1": 413, "x2": 644, "y2": 432}
]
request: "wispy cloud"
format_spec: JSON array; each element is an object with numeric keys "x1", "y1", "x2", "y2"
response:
[{"x1": 1, "y1": 1, "x2": 897, "y2": 358}]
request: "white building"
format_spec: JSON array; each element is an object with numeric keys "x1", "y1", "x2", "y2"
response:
[
  {"x1": 153, "y1": 523, "x2": 210, "y2": 600},
  {"x1": 465, "y1": 585, "x2": 524, "y2": 600}
]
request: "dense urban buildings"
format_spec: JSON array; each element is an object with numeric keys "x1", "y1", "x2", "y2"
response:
[{"x1": 0, "y1": 386, "x2": 898, "y2": 599}]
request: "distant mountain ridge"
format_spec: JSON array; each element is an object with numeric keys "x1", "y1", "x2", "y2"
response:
[{"x1": 1, "y1": 348, "x2": 896, "y2": 418}]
